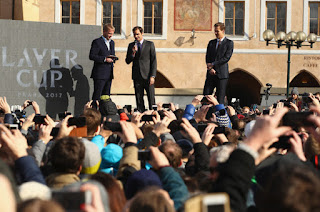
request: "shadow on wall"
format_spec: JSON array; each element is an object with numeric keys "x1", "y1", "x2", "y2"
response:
[
  {"x1": 39, "y1": 59, "x2": 89, "y2": 119},
  {"x1": 71, "y1": 65, "x2": 90, "y2": 116},
  {"x1": 154, "y1": 71, "x2": 174, "y2": 88},
  {"x1": 227, "y1": 69, "x2": 262, "y2": 107}
]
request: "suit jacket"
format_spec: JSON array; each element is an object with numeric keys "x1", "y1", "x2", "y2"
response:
[
  {"x1": 89, "y1": 37, "x2": 115, "y2": 80},
  {"x1": 125, "y1": 40, "x2": 157, "y2": 80},
  {"x1": 206, "y1": 37, "x2": 234, "y2": 79}
]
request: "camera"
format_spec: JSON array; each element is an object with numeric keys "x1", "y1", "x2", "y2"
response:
[
  {"x1": 202, "y1": 193, "x2": 230, "y2": 212},
  {"x1": 141, "y1": 115, "x2": 156, "y2": 122},
  {"x1": 138, "y1": 150, "x2": 151, "y2": 161},
  {"x1": 5, "y1": 124, "x2": 19, "y2": 130},
  {"x1": 103, "y1": 121, "x2": 122, "y2": 132},
  {"x1": 68, "y1": 117, "x2": 86, "y2": 127},
  {"x1": 33, "y1": 115, "x2": 46, "y2": 124},
  {"x1": 58, "y1": 112, "x2": 72, "y2": 120},
  {"x1": 282, "y1": 111, "x2": 314, "y2": 127},
  {"x1": 124, "y1": 105, "x2": 132, "y2": 113},
  {"x1": 302, "y1": 92, "x2": 312, "y2": 104},
  {"x1": 162, "y1": 103, "x2": 171, "y2": 109}
]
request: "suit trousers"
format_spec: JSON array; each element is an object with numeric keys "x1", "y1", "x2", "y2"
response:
[
  {"x1": 203, "y1": 74, "x2": 228, "y2": 104},
  {"x1": 134, "y1": 78, "x2": 155, "y2": 112},
  {"x1": 92, "y1": 79, "x2": 112, "y2": 101}
]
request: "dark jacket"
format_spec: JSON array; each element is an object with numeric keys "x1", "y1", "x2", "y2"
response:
[
  {"x1": 206, "y1": 38, "x2": 234, "y2": 79},
  {"x1": 211, "y1": 149, "x2": 255, "y2": 212},
  {"x1": 89, "y1": 37, "x2": 115, "y2": 80},
  {"x1": 185, "y1": 143, "x2": 210, "y2": 176},
  {"x1": 125, "y1": 40, "x2": 157, "y2": 80},
  {"x1": 15, "y1": 156, "x2": 46, "y2": 185}
]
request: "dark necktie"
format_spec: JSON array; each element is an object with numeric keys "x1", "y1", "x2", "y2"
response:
[
  {"x1": 217, "y1": 40, "x2": 221, "y2": 50},
  {"x1": 138, "y1": 42, "x2": 142, "y2": 52}
]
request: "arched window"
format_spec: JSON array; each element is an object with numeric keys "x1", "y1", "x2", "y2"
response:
[
  {"x1": 227, "y1": 69, "x2": 262, "y2": 107},
  {"x1": 290, "y1": 70, "x2": 320, "y2": 87}
]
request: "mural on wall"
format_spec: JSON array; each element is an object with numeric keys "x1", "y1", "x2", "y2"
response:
[{"x1": 174, "y1": 0, "x2": 212, "y2": 31}]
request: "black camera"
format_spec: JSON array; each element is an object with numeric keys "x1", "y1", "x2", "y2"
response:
[
  {"x1": 138, "y1": 150, "x2": 151, "y2": 161},
  {"x1": 302, "y1": 92, "x2": 312, "y2": 104},
  {"x1": 107, "y1": 55, "x2": 119, "y2": 61}
]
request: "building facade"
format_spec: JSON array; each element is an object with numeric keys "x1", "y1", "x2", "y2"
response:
[{"x1": 1, "y1": 0, "x2": 320, "y2": 106}]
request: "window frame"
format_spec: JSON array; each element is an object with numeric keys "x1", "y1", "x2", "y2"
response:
[
  {"x1": 55, "y1": 0, "x2": 85, "y2": 24},
  {"x1": 219, "y1": 0, "x2": 249, "y2": 41},
  {"x1": 143, "y1": 0, "x2": 163, "y2": 35},
  {"x1": 303, "y1": 0, "x2": 320, "y2": 41},
  {"x1": 224, "y1": 1, "x2": 245, "y2": 36},
  {"x1": 96, "y1": 0, "x2": 127, "y2": 39},
  {"x1": 260, "y1": 0, "x2": 291, "y2": 41},
  {"x1": 265, "y1": 1, "x2": 287, "y2": 34},
  {"x1": 309, "y1": 2, "x2": 320, "y2": 34},
  {"x1": 101, "y1": 0, "x2": 122, "y2": 35},
  {"x1": 137, "y1": 0, "x2": 168, "y2": 40},
  {"x1": 61, "y1": 0, "x2": 80, "y2": 24}
]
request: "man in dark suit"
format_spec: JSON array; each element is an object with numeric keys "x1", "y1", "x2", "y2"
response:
[
  {"x1": 89, "y1": 24, "x2": 116, "y2": 102},
  {"x1": 125, "y1": 26, "x2": 157, "y2": 112},
  {"x1": 203, "y1": 22, "x2": 234, "y2": 104}
]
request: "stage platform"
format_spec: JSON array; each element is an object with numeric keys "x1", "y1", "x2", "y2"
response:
[{"x1": 109, "y1": 88, "x2": 202, "y2": 109}]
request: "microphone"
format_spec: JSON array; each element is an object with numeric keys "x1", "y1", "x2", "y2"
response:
[
  {"x1": 133, "y1": 40, "x2": 138, "y2": 54},
  {"x1": 266, "y1": 83, "x2": 272, "y2": 87}
]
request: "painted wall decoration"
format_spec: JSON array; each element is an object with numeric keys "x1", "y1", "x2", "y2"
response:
[{"x1": 174, "y1": 0, "x2": 212, "y2": 31}]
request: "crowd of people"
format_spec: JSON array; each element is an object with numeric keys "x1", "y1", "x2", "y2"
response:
[{"x1": 1, "y1": 88, "x2": 320, "y2": 212}]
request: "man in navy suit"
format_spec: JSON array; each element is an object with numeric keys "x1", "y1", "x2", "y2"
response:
[
  {"x1": 89, "y1": 24, "x2": 116, "y2": 102},
  {"x1": 125, "y1": 26, "x2": 157, "y2": 112},
  {"x1": 203, "y1": 22, "x2": 234, "y2": 104}
]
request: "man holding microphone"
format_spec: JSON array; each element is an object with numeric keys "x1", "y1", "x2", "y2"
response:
[{"x1": 125, "y1": 26, "x2": 157, "y2": 112}]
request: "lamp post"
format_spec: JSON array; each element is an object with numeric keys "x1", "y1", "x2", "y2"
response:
[{"x1": 263, "y1": 30, "x2": 317, "y2": 98}]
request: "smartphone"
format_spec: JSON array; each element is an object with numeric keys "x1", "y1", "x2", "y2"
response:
[
  {"x1": 141, "y1": 115, "x2": 156, "y2": 122},
  {"x1": 138, "y1": 150, "x2": 151, "y2": 161},
  {"x1": 103, "y1": 121, "x2": 122, "y2": 132},
  {"x1": 302, "y1": 95, "x2": 312, "y2": 104},
  {"x1": 68, "y1": 117, "x2": 86, "y2": 127},
  {"x1": 201, "y1": 97, "x2": 209, "y2": 104},
  {"x1": 202, "y1": 193, "x2": 231, "y2": 212},
  {"x1": 27, "y1": 101, "x2": 33, "y2": 106},
  {"x1": 262, "y1": 109, "x2": 270, "y2": 115},
  {"x1": 197, "y1": 124, "x2": 207, "y2": 133},
  {"x1": 124, "y1": 105, "x2": 132, "y2": 113},
  {"x1": 51, "y1": 190, "x2": 92, "y2": 211},
  {"x1": 152, "y1": 105, "x2": 158, "y2": 111},
  {"x1": 282, "y1": 111, "x2": 314, "y2": 127},
  {"x1": 50, "y1": 127, "x2": 60, "y2": 137},
  {"x1": 205, "y1": 106, "x2": 215, "y2": 120},
  {"x1": 217, "y1": 109, "x2": 226, "y2": 116},
  {"x1": 5, "y1": 124, "x2": 19, "y2": 130},
  {"x1": 269, "y1": 135, "x2": 292, "y2": 150},
  {"x1": 33, "y1": 115, "x2": 46, "y2": 124},
  {"x1": 162, "y1": 103, "x2": 170, "y2": 109},
  {"x1": 273, "y1": 103, "x2": 277, "y2": 108},
  {"x1": 283, "y1": 102, "x2": 291, "y2": 108},
  {"x1": 58, "y1": 112, "x2": 72, "y2": 120},
  {"x1": 213, "y1": 126, "x2": 225, "y2": 134}
]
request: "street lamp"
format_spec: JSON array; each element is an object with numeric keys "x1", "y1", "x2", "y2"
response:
[{"x1": 263, "y1": 30, "x2": 317, "y2": 98}]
